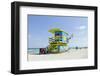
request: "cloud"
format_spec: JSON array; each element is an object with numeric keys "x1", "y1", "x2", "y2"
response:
[
  {"x1": 28, "y1": 34, "x2": 31, "y2": 39},
  {"x1": 76, "y1": 25, "x2": 86, "y2": 30}
]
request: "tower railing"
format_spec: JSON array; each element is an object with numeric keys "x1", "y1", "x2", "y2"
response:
[{"x1": 49, "y1": 36, "x2": 67, "y2": 45}]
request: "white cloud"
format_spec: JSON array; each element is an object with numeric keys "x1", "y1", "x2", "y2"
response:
[
  {"x1": 28, "y1": 34, "x2": 31, "y2": 39},
  {"x1": 76, "y1": 25, "x2": 86, "y2": 30}
]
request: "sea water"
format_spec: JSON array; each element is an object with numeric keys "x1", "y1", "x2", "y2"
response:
[{"x1": 28, "y1": 48, "x2": 40, "y2": 55}]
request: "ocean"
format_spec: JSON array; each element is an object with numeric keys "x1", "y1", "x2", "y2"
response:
[{"x1": 28, "y1": 48, "x2": 40, "y2": 55}]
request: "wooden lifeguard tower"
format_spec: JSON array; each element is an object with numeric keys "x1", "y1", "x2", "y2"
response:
[{"x1": 48, "y1": 28, "x2": 72, "y2": 53}]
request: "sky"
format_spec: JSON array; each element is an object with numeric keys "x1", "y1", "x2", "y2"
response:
[{"x1": 28, "y1": 15, "x2": 88, "y2": 48}]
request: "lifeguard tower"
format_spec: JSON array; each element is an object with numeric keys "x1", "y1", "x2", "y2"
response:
[{"x1": 48, "y1": 28, "x2": 72, "y2": 53}]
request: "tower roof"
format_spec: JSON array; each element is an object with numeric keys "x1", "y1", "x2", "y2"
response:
[{"x1": 48, "y1": 28, "x2": 68, "y2": 35}]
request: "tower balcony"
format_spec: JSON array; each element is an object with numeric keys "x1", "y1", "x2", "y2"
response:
[{"x1": 49, "y1": 37, "x2": 67, "y2": 46}]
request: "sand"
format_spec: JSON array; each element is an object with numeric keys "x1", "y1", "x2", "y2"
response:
[{"x1": 27, "y1": 48, "x2": 88, "y2": 61}]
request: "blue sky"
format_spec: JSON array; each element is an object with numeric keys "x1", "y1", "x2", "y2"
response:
[{"x1": 28, "y1": 15, "x2": 88, "y2": 48}]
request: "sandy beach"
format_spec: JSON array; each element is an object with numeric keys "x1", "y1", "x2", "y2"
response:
[{"x1": 27, "y1": 48, "x2": 88, "y2": 61}]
